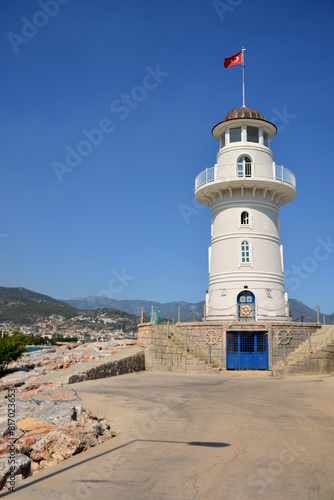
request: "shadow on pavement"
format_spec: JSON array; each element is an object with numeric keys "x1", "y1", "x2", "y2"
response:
[{"x1": 1, "y1": 439, "x2": 231, "y2": 496}]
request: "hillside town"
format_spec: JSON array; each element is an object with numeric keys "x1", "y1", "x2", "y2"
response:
[{"x1": 0, "y1": 310, "x2": 138, "y2": 343}]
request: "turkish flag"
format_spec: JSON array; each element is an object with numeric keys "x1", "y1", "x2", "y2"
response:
[{"x1": 224, "y1": 52, "x2": 242, "y2": 68}]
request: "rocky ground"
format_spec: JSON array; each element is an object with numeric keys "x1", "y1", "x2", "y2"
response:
[{"x1": 0, "y1": 341, "x2": 135, "y2": 491}]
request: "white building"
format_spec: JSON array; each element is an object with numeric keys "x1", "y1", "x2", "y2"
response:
[{"x1": 195, "y1": 106, "x2": 296, "y2": 322}]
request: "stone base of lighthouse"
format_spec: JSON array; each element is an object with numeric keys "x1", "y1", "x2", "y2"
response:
[{"x1": 137, "y1": 321, "x2": 322, "y2": 372}]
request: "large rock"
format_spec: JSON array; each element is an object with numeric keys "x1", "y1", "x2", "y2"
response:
[
  {"x1": 30, "y1": 420, "x2": 99, "y2": 469},
  {"x1": 0, "y1": 345, "x2": 141, "y2": 484},
  {"x1": 0, "y1": 370, "x2": 41, "y2": 390},
  {"x1": 7, "y1": 421, "x2": 58, "y2": 457},
  {"x1": 0, "y1": 419, "x2": 60, "y2": 459},
  {"x1": 16, "y1": 385, "x2": 79, "y2": 402},
  {"x1": 0, "y1": 453, "x2": 31, "y2": 490},
  {"x1": 0, "y1": 428, "x2": 25, "y2": 454},
  {"x1": 16, "y1": 417, "x2": 54, "y2": 431},
  {"x1": 0, "y1": 384, "x2": 80, "y2": 437}
]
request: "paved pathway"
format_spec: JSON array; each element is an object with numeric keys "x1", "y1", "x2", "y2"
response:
[{"x1": 2, "y1": 372, "x2": 334, "y2": 500}]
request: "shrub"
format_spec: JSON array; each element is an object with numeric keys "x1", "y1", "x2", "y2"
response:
[{"x1": 0, "y1": 333, "x2": 26, "y2": 375}]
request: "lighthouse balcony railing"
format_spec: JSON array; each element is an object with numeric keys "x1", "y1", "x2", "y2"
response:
[{"x1": 195, "y1": 163, "x2": 296, "y2": 190}]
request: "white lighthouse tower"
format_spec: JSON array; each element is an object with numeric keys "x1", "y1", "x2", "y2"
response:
[{"x1": 195, "y1": 106, "x2": 296, "y2": 322}]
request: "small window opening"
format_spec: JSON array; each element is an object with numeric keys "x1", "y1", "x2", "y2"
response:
[{"x1": 241, "y1": 211, "x2": 249, "y2": 225}]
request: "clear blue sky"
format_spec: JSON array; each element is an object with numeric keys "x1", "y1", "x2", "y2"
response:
[{"x1": 0, "y1": 0, "x2": 333, "y2": 313}]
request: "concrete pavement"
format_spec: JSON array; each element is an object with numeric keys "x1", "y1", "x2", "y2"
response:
[{"x1": 2, "y1": 371, "x2": 334, "y2": 500}]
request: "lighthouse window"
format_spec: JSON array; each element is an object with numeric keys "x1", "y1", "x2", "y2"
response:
[
  {"x1": 263, "y1": 131, "x2": 269, "y2": 147},
  {"x1": 230, "y1": 127, "x2": 241, "y2": 143},
  {"x1": 241, "y1": 241, "x2": 250, "y2": 263},
  {"x1": 237, "y1": 156, "x2": 252, "y2": 177},
  {"x1": 220, "y1": 132, "x2": 225, "y2": 149},
  {"x1": 241, "y1": 211, "x2": 249, "y2": 225},
  {"x1": 247, "y1": 126, "x2": 259, "y2": 143}
]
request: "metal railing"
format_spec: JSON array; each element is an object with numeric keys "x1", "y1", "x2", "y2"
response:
[
  {"x1": 140, "y1": 303, "x2": 332, "y2": 326},
  {"x1": 195, "y1": 163, "x2": 296, "y2": 190},
  {"x1": 279, "y1": 325, "x2": 334, "y2": 366}
]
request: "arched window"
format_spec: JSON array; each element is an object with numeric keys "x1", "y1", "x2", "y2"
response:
[
  {"x1": 237, "y1": 156, "x2": 252, "y2": 178},
  {"x1": 241, "y1": 211, "x2": 249, "y2": 225},
  {"x1": 241, "y1": 240, "x2": 250, "y2": 263}
]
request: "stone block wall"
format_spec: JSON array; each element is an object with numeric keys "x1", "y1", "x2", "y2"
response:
[
  {"x1": 138, "y1": 321, "x2": 322, "y2": 371},
  {"x1": 280, "y1": 337, "x2": 334, "y2": 376},
  {"x1": 138, "y1": 324, "x2": 209, "y2": 372},
  {"x1": 171, "y1": 322, "x2": 224, "y2": 367},
  {"x1": 67, "y1": 351, "x2": 145, "y2": 383},
  {"x1": 137, "y1": 324, "x2": 152, "y2": 348},
  {"x1": 161, "y1": 321, "x2": 321, "y2": 370},
  {"x1": 138, "y1": 323, "x2": 182, "y2": 371},
  {"x1": 269, "y1": 322, "x2": 321, "y2": 368}
]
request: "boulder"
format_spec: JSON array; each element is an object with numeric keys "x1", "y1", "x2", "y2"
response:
[
  {"x1": 30, "y1": 420, "x2": 99, "y2": 469},
  {"x1": 0, "y1": 453, "x2": 31, "y2": 490},
  {"x1": 0, "y1": 428, "x2": 25, "y2": 454},
  {"x1": 16, "y1": 417, "x2": 52, "y2": 431},
  {"x1": 0, "y1": 384, "x2": 79, "y2": 427},
  {"x1": 23, "y1": 376, "x2": 41, "y2": 390},
  {"x1": 14, "y1": 422, "x2": 58, "y2": 456},
  {"x1": 0, "y1": 371, "x2": 41, "y2": 390},
  {"x1": 16, "y1": 384, "x2": 78, "y2": 402},
  {"x1": 0, "y1": 418, "x2": 58, "y2": 457}
]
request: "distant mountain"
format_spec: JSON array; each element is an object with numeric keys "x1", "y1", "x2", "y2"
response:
[
  {"x1": 0, "y1": 287, "x2": 141, "y2": 328},
  {"x1": 62, "y1": 296, "x2": 205, "y2": 321},
  {"x1": 0, "y1": 287, "x2": 78, "y2": 326},
  {"x1": 288, "y1": 299, "x2": 332, "y2": 323},
  {"x1": 1, "y1": 287, "x2": 331, "y2": 326},
  {"x1": 61, "y1": 296, "x2": 334, "y2": 324}
]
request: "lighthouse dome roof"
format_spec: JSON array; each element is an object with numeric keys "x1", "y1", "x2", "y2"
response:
[
  {"x1": 222, "y1": 106, "x2": 265, "y2": 122},
  {"x1": 212, "y1": 106, "x2": 277, "y2": 139}
]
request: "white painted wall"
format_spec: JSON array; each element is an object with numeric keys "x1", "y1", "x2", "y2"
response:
[{"x1": 196, "y1": 115, "x2": 295, "y2": 322}]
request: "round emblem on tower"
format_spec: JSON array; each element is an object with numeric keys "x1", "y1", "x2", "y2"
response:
[{"x1": 240, "y1": 305, "x2": 251, "y2": 317}]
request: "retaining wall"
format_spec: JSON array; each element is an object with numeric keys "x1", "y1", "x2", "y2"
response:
[
  {"x1": 136, "y1": 324, "x2": 209, "y2": 372},
  {"x1": 288, "y1": 339, "x2": 334, "y2": 374},
  {"x1": 67, "y1": 350, "x2": 145, "y2": 383},
  {"x1": 138, "y1": 321, "x2": 322, "y2": 371}
]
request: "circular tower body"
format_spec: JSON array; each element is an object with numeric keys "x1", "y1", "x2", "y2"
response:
[{"x1": 195, "y1": 107, "x2": 296, "y2": 322}]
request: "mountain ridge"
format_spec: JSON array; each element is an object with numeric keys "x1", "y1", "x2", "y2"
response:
[
  {"x1": 0, "y1": 287, "x2": 78, "y2": 326},
  {"x1": 0, "y1": 287, "x2": 332, "y2": 325},
  {"x1": 62, "y1": 295, "x2": 334, "y2": 324},
  {"x1": 0, "y1": 287, "x2": 138, "y2": 326}
]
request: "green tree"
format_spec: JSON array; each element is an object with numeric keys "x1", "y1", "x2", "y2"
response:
[
  {"x1": 0, "y1": 331, "x2": 26, "y2": 375},
  {"x1": 14, "y1": 334, "x2": 48, "y2": 346}
]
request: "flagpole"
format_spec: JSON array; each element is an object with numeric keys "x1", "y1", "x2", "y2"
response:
[{"x1": 242, "y1": 47, "x2": 246, "y2": 107}]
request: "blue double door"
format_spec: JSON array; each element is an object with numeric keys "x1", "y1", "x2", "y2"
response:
[{"x1": 227, "y1": 331, "x2": 268, "y2": 370}]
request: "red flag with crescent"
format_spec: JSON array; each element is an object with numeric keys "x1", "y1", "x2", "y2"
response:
[{"x1": 224, "y1": 51, "x2": 242, "y2": 68}]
